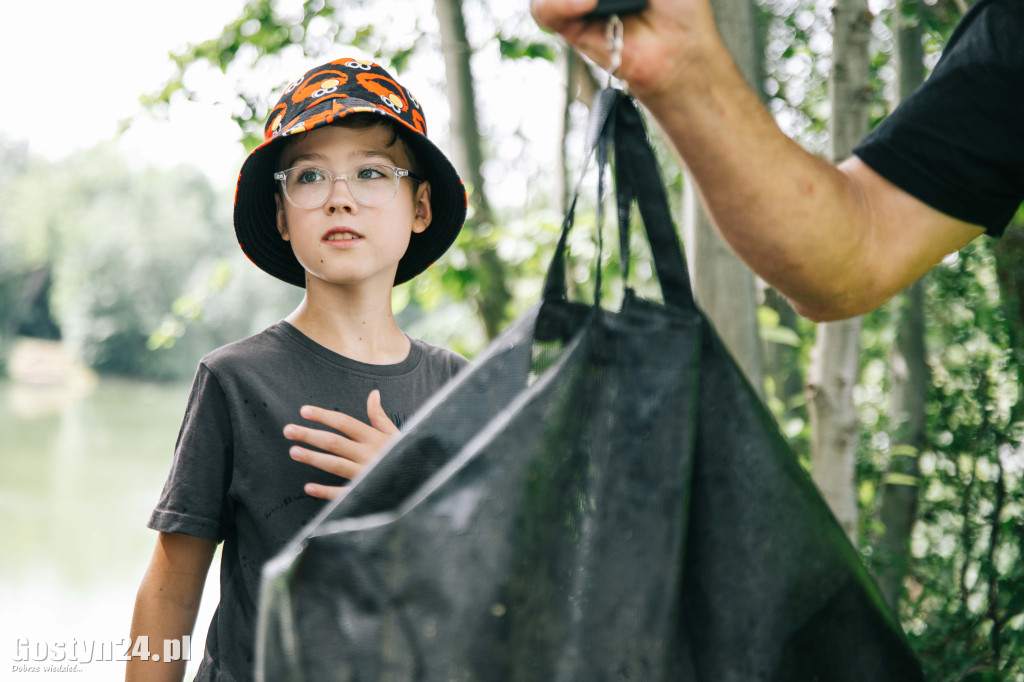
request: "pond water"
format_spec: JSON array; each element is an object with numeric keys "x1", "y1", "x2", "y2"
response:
[{"x1": 1, "y1": 378, "x2": 219, "y2": 680}]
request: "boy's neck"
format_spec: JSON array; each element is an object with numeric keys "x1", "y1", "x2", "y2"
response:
[{"x1": 285, "y1": 284, "x2": 410, "y2": 365}]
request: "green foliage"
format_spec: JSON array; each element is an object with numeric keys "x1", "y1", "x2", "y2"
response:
[
  {"x1": 905, "y1": 241, "x2": 1024, "y2": 680},
  {"x1": 756, "y1": 0, "x2": 965, "y2": 150},
  {"x1": 0, "y1": 139, "x2": 40, "y2": 373},
  {"x1": 851, "y1": 240, "x2": 1024, "y2": 680},
  {"x1": 3, "y1": 148, "x2": 200, "y2": 377},
  {"x1": 497, "y1": 35, "x2": 557, "y2": 61},
  {"x1": 0, "y1": 143, "x2": 300, "y2": 380},
  {"x1": 142, "y1": 1, "x2": 455, "y2": 153},
  {"x1": 752, "y1": 1, "x2": 1024, "y2": 672},
  {"x1": 756, "y1": 0, "x2": 832, "y2": 152}
]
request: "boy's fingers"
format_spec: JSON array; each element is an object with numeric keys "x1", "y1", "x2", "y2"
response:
[
  {"x1": 293, "y1": 406, "x2": 376, "y2": 441},
  {"x1": 289, "y1": 445, "x2": 362, "y2": 478},
  {"x1": 366, "y1": 390, "x2": 399, "y2": 436},
  {"x1": 283, "y1": 423, "x2": 367, "y2": 461},
  {"x1": 303, "y1": 483, "x2": 347, "y2": 501},
  {"x1": 298, "y1": 404, "x2": 365, "y2": 435}
]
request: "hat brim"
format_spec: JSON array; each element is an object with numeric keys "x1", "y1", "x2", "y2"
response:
[{"x1": 233, "y1": 99, "x2": 467, "y2": 287}]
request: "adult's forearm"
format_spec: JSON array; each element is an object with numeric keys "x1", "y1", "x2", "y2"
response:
[
  {"x1": 638, "y1": 40, "x2": 878, "y2": 320},
  {"x1": 532, "y1": 0, "x2": 982, "y2": 319},
  {"x1": 532, "y1": 0, "x2": 878, "y2": 318}
]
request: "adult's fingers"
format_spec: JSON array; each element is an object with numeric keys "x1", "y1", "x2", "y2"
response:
[
  {"x1": 531, "y1": 0, "x2": 616, "y2": 73},
  {"x1": 531, "y1": 0, "x2": 600, "y2": 30}
]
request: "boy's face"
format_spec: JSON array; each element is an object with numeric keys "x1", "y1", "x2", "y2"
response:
[{"x1": 275, "y1": 123, "x2": 431, "y2": 291}]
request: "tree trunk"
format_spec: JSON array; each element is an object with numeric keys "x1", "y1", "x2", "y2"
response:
[
  {"x1": 876, "y1": 281, "x2": 927, "y2": 606},
  {"x1": 808, "y1": 318, "x2": 862, "y2": 540},
  {"x1": 0, "y1": 266, "x2": 53, "y2": 368},
  {"x1": 990, "y1": 222, "x2": 1024, "y2": 663},
  {"x1": 559, "y1": 50, "x2": 599, "y2": 216},
  {"x1": 558, "y1": 51, "x2": 574, "y2": 219},
  {"x1": 994, "y1": 222, "x2": 1024, "y2": 418},
  {"x1": 874, "y1": 0, "x2": 928, "y2": 608},
  {"x1": 808, "y1": 0, "x2": 872, "y2": 542},
  {"x1": 2, "y1": 266, "x2": 50, "y2": 340},
  {"x1": 683, "y1": 0, "x2": 764, "y2": 393},
  {"x1": 434, "y1": 0, "x2": 512, "y2": 339},
  {"x1": 762, "y1": 286, "x2": 806, "y2": 417}
]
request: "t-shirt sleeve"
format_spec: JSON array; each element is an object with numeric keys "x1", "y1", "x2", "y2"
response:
[
  {"x1": 148, "y1": 362, "x2": 234, "y2": 543},
  {"x1": 853, "y1": 0, "x2": 1024, "y2": 237},
  {"x1": 449, "y1": 350, "x2": 470, "y2": 374}
]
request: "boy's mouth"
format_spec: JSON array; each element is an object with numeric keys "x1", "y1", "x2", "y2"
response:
[{"x1": 322, "y1": 227, "x2": 363, "y2": 243}]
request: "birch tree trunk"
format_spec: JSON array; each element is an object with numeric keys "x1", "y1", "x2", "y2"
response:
[
  {"x1": 434, "y1": 0, "x2": 512, "y2": 339},
  {"x1": 875, "y1": 0, "x2": 928, "y2": 608},
  {"x1": 807, "y1": 0, "x2": 872, "y2": 542},
  {"x1": 683, "y1": 0, "x2": 764, "y2": 392}
]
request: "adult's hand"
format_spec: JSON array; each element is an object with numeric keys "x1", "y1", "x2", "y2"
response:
[
  {"x1": 283, "y1": 389, "x2": 399, "y2": 500},
  {"x1": 532, "y1": 0, "x2": 982, "y2": 321},
  {"x1": 530, "y1": 0, "x2": 724, "y2": 106}
]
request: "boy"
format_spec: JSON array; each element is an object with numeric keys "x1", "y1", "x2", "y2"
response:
[{"x1": 126, "y1": 57, "x2": 469, "y2": 682}]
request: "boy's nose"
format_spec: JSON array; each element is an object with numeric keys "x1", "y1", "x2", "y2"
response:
[{"x1": 325, "y1": 177, "x2": 358, "y2": 212}]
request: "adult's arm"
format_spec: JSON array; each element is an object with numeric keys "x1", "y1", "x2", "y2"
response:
[
  {"x1": 125, "y1": 532, "x2": 216, "y2": 682},
  {"x1": 531, "y1": 0, "x2": 984, "y2": 321}
]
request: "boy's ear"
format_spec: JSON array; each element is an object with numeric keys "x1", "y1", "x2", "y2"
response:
[
  {"x1": 275, "y1": 193, "x2": 290, "y2": 241},
  {"x1": 412, "y1": 181, "x2": 431, "y2": 235}
]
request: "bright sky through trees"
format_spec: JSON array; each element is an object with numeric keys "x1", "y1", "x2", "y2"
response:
[{"x1": 0, "y1": 0, "x2": 249, "y2": 186}]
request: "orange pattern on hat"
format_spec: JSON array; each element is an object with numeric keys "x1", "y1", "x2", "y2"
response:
[
  {"x1": 265, "y1": 102, "x2": 289, "y2": 140},
  {"x1": 410, "y1": 109, "x2": 426, "y2": 134},
  {"x1": 290, "y1": 70, "x2": 349, "y2": 106},
  {"x1": 281, "y1": 97, "x2": 356, "y2": 137},
  {"x1": 355, "y1": 73, "x2": 423, "y2": 133}
]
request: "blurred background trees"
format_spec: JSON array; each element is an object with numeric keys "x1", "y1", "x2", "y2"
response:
[
  {"x1": 0, "y1": 140, "x2": 301, "y2": 379},
  {"x1": 2, "y1": 0, "x2": 1022, "y2": 678}
]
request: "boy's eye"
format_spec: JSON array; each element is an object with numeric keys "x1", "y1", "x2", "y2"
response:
[
  {"x1": 354, "y1": 165, "x2": 389, "y2": 181},
  {"x1": 296, "y1": 168, "x2": 328, "y2": 184}
]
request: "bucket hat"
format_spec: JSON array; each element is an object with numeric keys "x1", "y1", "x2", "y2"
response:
[{"x1": 234, "y1": 57, "x2": 467, "y2": 287}]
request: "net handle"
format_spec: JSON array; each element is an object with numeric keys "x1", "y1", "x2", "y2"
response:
[{"x1": 542, "y1": 88, "x2": 696, "y2": 311}]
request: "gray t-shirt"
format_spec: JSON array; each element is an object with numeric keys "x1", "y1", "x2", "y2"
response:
[{"x1": 148, "y1": 321, "x2": 467, "y2": 681}]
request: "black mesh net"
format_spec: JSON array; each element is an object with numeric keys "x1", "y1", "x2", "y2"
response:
[{"x1": 255, "y1": 90, "x2": 924, "y2": 682}]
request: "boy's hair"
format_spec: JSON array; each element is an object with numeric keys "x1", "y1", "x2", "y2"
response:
[
  {"x1": 234, "y1": 58, "x2": 467, "y2": 288},
  {"x1": 275, "y1": 114, "x2": 423, "y2": 181}
]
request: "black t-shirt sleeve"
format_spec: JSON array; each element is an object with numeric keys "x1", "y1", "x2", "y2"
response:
[
  {"x1": 148, "y1": 362, "x2": 233, "y2": 543},
  {"x1": 853, "y1": 0, "x2": 1024, "y2": 236}
]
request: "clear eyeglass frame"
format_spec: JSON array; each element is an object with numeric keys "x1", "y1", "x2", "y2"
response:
[{"x1": 273, "y1": 164, "x2": 423, "y2": 209}]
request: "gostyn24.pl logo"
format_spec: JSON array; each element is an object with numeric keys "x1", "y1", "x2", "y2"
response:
[{"x1": 12, "y1": 637, "x2": 191, "y2": 666}]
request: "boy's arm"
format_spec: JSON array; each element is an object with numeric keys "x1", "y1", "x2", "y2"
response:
[{"x1": 126, "y1": 532, "x2": 216, "y2": 682}]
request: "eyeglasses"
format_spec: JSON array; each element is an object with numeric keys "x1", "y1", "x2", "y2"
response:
[{"x1": 273, "y1": 164, "x2": 423, "y2": 209}]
